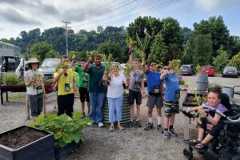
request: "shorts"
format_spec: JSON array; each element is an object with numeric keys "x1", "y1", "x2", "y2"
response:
[
  {"x1": 128, "y1": 90, "x2": 142, "y2": 106},
  {"x1": 147, "y1": 94, "x2": 163, "y2": 108},
  {"x1": 164, "y1": 101, "x2": 179, "y2": 116},
  {"x1": 29, "y1": 94, "x2": 43, "y2": 117},
  {"x1": 79, "y1": 87, "x2": 89, "y2": 103}
]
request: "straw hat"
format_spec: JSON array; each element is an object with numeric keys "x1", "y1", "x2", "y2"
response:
[{"x1": 26, "y1": 58, "x2": 40, "y2": 64}]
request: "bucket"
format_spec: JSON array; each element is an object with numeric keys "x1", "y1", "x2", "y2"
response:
[
  {"x1": 196, "y1": 73, "x2": 208, "y2": 93},
  {"x1": 103, "y1": 93, "x2": 130, "y2": 125}
]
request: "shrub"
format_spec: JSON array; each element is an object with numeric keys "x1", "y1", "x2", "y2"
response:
[{"x1": 30, "y1": 112, "x2": 91, "y2": 147}]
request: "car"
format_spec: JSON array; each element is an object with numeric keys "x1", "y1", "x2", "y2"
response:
[
  {"x1": 222, "y1": 66, "x2": 238, "y2": 78},
  {"x1": 201, "y1": 65, "x2": 216, "y2": 77},
  {"x1": 180, "y1": 64, "x2": 194, "y2": 75},
  {"x1": 38, "y1": 58, "x2": 61, "y2": 80}
]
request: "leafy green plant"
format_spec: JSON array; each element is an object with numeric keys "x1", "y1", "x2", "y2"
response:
[
  {"x1": 30, "y1": 112, "x2": 91, "y2": 147},
  {"x1": 169, "y1": 59, "x2": 181, "y2": 73},
  {"x1": 124, "y1": 63, "x2": 133, "y2": 78},
  {"x1": 228, "y1": 52, "x2": 240, "y2": 70},
  {"x1": 2, "y1": 73, "x2": 24, "y2": 85},
  {"x1": 102, "y1": 54, "x2": 113, "y2": 75}
]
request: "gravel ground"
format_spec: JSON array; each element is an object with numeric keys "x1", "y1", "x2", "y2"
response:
[{"x1": 0, "y1": 76, "x2": 239, "y2": 160}]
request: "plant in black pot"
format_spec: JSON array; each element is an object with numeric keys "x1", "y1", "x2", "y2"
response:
[{"x1": 30, "y1": 112, "x2": 91, "y2": 160}]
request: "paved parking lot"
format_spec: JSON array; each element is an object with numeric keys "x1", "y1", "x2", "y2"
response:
[{"x1": 0, "y1": 76, "x2": 239, "y2": 160}]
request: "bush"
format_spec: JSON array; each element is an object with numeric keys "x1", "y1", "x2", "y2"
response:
[{"x1": 30, "y1": 112, "x2": 91, "y2": 147}]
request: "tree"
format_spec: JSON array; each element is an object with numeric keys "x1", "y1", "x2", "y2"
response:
[
  {"x1": 184, "y1": 34, "x2": 213, "y2": 66},
  {"x1": 149, "y1": 33, "x2": 168, "y2": 64},
  {"x1": 29, "y1": 42, "x2": 58, "y2": 62},
  {"x1": 193, "y1": 16, "x2": 230, "y2": 58},
  {"x1": 161, "y1": 17, "x2": 183, "y2": 62},
  {"x1": 213, "y1": 47, "x2": 229, "y2": 72},
  {"x1": 97, "y1": 42, "x2": 126, "y2": 62}
]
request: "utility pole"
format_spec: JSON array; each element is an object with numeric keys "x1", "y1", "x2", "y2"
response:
[{"x1": 62, "y1": 20, "x2": 71, "y2": 57}]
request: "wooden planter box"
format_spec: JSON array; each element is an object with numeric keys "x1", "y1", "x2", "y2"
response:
[
  {"x1": 0, "y1": 126, "x2": 55, "y2": 160},
  {"x1": 54, "y1": 142, "x2": 80, "y2": 160}
]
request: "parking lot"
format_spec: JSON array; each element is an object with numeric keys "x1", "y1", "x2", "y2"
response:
[{"x1": 0, "y1": 76, "x2": 239, "y2": 160}]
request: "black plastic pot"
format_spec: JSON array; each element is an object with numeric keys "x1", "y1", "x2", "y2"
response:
[
  {"x1": 54, "y1": 142, "x2": 80, "y2": 160},
  {"x1": 0, "y1": 126, "x2": 55, "y2": 160}
]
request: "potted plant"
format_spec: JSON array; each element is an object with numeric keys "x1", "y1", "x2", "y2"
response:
[
  {"x1": 0, "y1": 126, "x2": 55, "y2": 160},
  {"x1": 30, "y1": 112, "x2": 91, "y2": 160}
]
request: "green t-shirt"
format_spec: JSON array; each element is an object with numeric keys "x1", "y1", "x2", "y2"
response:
[
  {"x1": 75, "y1": 65, "x2": 89, "y2": 88},
  {"x1": 86, "y1": 64, "x2": 106, "y2": 93}
]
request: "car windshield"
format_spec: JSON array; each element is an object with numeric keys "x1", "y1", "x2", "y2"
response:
[
  {"x1": 181, "y1": 65, "x2": 190, "y2": 69},
  {"x1": 225, "y1": 67, "x2": 236, "y2": 71},
  {"x1": 41, "y1": 59, "x2": 60, "y2": 67}
]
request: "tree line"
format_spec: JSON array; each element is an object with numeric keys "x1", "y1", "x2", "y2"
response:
[{"x1": 1, "y1": 15, "x2": 240, "y2": 71}]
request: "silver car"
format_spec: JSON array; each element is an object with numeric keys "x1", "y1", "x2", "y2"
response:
[
  {"x1": 38, "y1": 58, "x2": 61, "y2": 80},
  {"x1": 222, "y1": 66, "x2": 238, "y2": 78}
]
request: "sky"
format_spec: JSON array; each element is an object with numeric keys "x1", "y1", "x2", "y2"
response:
[{"x1": 0, "y1": 0, "x2": 239, "y2": 39}]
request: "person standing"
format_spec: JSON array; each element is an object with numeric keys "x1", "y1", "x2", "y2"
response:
[
  {"x1": 106, "y1": 65, "x2": 127, "y2": 131},
  {"x1": 84, "y1": 54, "x2": 106, "y2": 128},
  {"x1": 24, "y1": 58, "x2": 45, "y2": 118},
  {"x1": 144, "y1": 63, "x2": 163, "y2": 131},
  {"x1": 161, "y1": 65, "x2": 180, "y2": 138},
  {"x1": 75, "y1": 61, "x2": 90, "y2": 117},
  {"x1": 128, "y1": 58, "x2": 145, "y2": 127},
  {"x1": 53, "y1": 61, "x2": 77, "y2": 117}
]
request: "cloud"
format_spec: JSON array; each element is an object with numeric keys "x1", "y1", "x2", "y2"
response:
[
  {"x1": 62, "y1": 5, "x2": 112, "y2": 22},
  {"x1": 0, "y1": 0, "x2": 59, "y2": 16},
  {"x1": 195, "y1": 0, "x2": 239, "y2": 11},
  {"x1": 0, "y1": 7, "x2": 41, "y2": 25}
]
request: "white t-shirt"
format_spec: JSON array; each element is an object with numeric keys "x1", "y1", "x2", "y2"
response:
[
  {"x1": 107, "y1": 73, "x2": 126, "y2": 98},
  {"x1": 24, "y1": 70, "x2": 44, "y2": 95}
]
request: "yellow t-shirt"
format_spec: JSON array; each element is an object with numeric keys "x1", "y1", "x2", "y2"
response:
[{"x1": 54, "y1": 69, "x2": 75, "y2": 96}]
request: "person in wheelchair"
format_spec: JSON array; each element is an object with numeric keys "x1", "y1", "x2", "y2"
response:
[{"x1": 187, "y1": 85, "x2": 228, "y2": 150}]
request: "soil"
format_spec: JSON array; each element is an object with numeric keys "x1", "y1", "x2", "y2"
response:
[{"x1": 0, "y1": 127, "x2": 47, "y2": 149}]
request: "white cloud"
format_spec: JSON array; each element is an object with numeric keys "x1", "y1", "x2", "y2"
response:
[{"x1": 195, "y1": 0, "x2": 239, "y2": 11}]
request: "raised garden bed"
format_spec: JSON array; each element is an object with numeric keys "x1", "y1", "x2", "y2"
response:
[
  {"x1": 55, "y1": 142, "x2": 80, "y2": 160},
  {"x1": 0, "y1": 82, "x2": 54, "y2": 104},
  {"x1": 0, "y1": 126, "x2": 55, "y2": 160}
]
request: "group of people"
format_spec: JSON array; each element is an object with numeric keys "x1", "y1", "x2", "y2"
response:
[
  {"x1": 24, "y1": 54, "x2": 181, "y2": 137},
  {"x1": 24, "y1": 54, "x2": 230, "y2": 145}
]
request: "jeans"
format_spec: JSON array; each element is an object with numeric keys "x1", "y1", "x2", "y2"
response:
[
  {"x1": 89, "y1": 92, "x2": 105, "y2": 123},
  {"x1": 108, "y1": 96, "x2": 123, "y2": 123}
]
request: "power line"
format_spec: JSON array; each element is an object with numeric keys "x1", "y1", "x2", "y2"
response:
[
  {"x1": 72, "y1": 0, "x2": 181, "y2": 30},
  {"x1": 62, "y1": 20, "x2": 71, "y2": 56}
]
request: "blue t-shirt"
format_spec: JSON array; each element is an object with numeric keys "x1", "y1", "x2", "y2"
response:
[
  {"x1": 163, "y1": 73, "x2": 180, "y2": 102},
  {"x1": 146, "y1": 71, "x2": 161, "y2": 93}
]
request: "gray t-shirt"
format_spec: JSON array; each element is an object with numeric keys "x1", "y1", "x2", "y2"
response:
[{"x1": 129, "y1": 70, "x2": 144, "y2": 92}]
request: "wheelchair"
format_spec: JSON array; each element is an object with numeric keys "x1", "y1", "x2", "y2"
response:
[{"x1": 182, "y1": 104, "x2": 240, "y2": 160}]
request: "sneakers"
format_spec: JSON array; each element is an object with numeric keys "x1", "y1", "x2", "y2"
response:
[
  {"x1": 134, "y1": 120, "x2": 142, "y2": 128},
  {"x1": 168, "y1": 128, "x2": 178, "y2": 137},
  {"x1": 109, "y1": 125, "x2": 114, "y2": 132},
  {"x1": 157, "y1": 124, "x2": 162, "y2": 130},
  {"x1": 144, "y1": 123, "x2": 154, "y2": 131},
  {"x1": 163, "y1": 130, "x2": 170, "y2": 138},
  {"x1": 98, "y1": 122, "x2": 104, "y2": 128}
]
